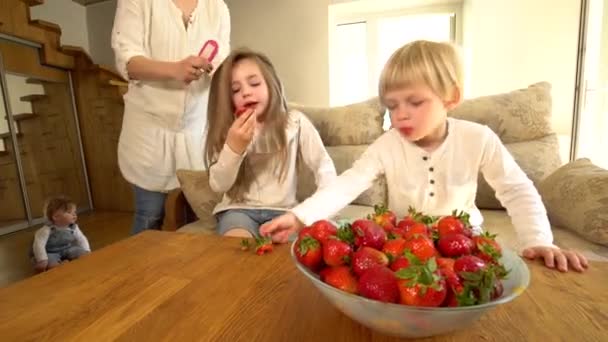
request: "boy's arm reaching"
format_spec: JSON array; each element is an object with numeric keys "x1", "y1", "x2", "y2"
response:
[{"x1": 298, "y1": 114, "x2": 337, "y2": 189}]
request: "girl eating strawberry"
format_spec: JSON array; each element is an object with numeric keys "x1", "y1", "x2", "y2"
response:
[{"x1": 204, "y1": 48, "x2": 337, "y2": 238}]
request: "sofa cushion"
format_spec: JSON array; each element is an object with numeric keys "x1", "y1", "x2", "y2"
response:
[
  {"x1": 175, "y1": 169, "x2": 221, "y2": 233},
  {"x1": 448, "y1": 82, "x2": 553, "y2": 144},
  {"x1": 290, "y1": 97, "x2": 385, "y2": 146},
  {"x1": 446, "y1": 82, "x2": 560, "y2": 209},
  {"x1": 477, "y1": 134, "x2": 562, "y2": 209},
  {"x1": 537, "y1": 159, "x2": 608, "y2": 246},
  {"x1": 297, "y1": 145, "x2": 387, "y2": 206}
]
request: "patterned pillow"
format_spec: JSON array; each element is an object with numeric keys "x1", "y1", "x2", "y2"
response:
[
  {"x1": 297, "y1": 145, "x2": 387, "y2": 207},
  {"x1": 477, "y1": 134, "x2": 562, "y2": 209},
  {"x1": 290, "y1": 98, "x2": 385, "y2": 146},
  {"x1": 537, "y1": 159, "x2": 608, "y2": 246},
  {"x1": 449, "y1": 82, "x2": 553, "y2": 144},
  {"x1": 176, "y1": 169, "x2": 221, "y2": 232}
]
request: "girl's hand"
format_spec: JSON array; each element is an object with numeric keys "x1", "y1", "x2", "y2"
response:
[
  {"x1": 172, "y1": 56, "x2": 213, "y2": 84},
  {"x1": 226, "y1": 109, "x2": 256, "y2": 155},
  {"x1": 522, "y1": 246, "x2": 589, "y2": 272},
  {"x1": 260, "y1": 212, "x2": 305, "y2": 244}
]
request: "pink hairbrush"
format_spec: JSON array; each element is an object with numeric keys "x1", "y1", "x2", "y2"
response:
[{"x1": 198, "y1": 39, "x2": 218, "y2": 62}]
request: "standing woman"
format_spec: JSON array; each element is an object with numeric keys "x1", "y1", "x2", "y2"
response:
[{"x1": 111, "y1": 0, "x2": 230, "y2": 234}]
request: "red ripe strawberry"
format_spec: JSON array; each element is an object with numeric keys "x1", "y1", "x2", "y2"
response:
[
  {"x1": 403, "y1": 235, "x2": 437, "y2": 262},
  {"x1": 453, "y1": 255, "x2": 487, "y2": 274},
  {"x1": 402, "y1": 222, "x2": 430, "y2": 240},
  {"x1": 352, "y1": 246, "x2": 389, "y2": 276},
  {"x1": 436, "y1": 257, "x2": 455, "y2": 272},
  {"x1": 389, "y1": 256, "x2": 410, "y2": 272},
  {"x1": 368, "y1": 204, "x2": 397, "y2": 231},
  {"x1": 309, "y1": 220, "x2": 337, "y2": 244},
  {"x1": 320, "y1": 266, "x2": 358, "y2": 294},
  {"x1": 323, "y1": 238, "x2": 353, "y2": 266},
  {"x1": 295, "y1": 236, "x2": 323, "y2": 271},
  {"x1": 472, "y1": 232, "x2": 502, "y2": 263},
  {"x1": 397, "y1": 206, "x2": 423, "y2": 229},
  {"x1": 492, "y1": 280, "x2": 504, "y2": 300},
  {"x1": 254, "y1": 236, "x2": 273, "y2": 255},
  {"x1": 351, "y1": 219, "x2": 386, "y2": 250},
  {"x1": 382, "y1": 238, "x2": 407, "y2": 262},
  {"x1": 298, "y1": 226, "x2": 314, "y2": 239},
  {"x1": 358, "y1": 266, "x2": 400, "y2": 303},
  {"x1": 437, "y1": 210, "x2": 470, "y2": 238},
  {"x1": 396, "y1": 257, "x2": 447, "y2": 307},
  {"x1": 437, "y1": 233, "x2": 474, "y2": 257}
]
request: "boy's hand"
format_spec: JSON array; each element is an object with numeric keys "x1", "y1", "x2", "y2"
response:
[
  {"x1": 34, "y1": 260, "x2": 48, "y2": 273},
  {"x1": 522, "y1": 246, "x2": 588, "y2": 272},
  {"x1": 260, "y1": 212, "x2": 305, "y2": 244},
  {"x1": 226, "y1": 109, "x2": 256, "y2": 155}
]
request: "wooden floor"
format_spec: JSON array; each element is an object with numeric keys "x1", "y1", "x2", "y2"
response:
[{"x1": 0, "y1": 211, "x2": 133, "y2": 288}]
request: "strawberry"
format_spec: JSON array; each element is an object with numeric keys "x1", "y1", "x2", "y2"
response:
[
  {"x1": 382, "y1": 238, "x2": 407, "y2": 262},
  {"x1": 351, "y1": 246, "x2": 389, "y2": 276},
  {"x1": 298, "y1": 226, "x2": 314, "y2": 240},
  {"x1": 255, "y1": 236, "x2": 273, "y2": 255},
  {"x1": 358, "y1": 266, "x2": 400, "y2": 303},
  {"x1": 368, "y1": 204, "x2": 397, "y2": 231},
  {"x1": 441, "y1": 268, "x2": 466, "y2": 307},
  {"x1": 396, "y1": 257, "x2": 447, "y2": 307},
  {"x1": 453, "y1": 255, "x2": 487, "y2": 274},
  {"x1": 309, "y1": 220, "x2": 337, "y2": 244},
  {"x1": 472, "y1": 232, "x2": 502, "y2": 263},
  {"x1": 452, "y1": 255, "x2": 507, "y2": 305},
  {"x1": 402, "y1": 222, "x2": 430, "y2": 240},
  {"x1": 240, "y1": 239, "x2": 251, "y2": 251},
  {"x1": 436, "y1": 257, "x2": 455, "y2": 272},
  {"x1": 320, "y1": 266, "x2": 358, "y2": 294},
  {"x1": 403, "y1": 235, "x2": 437, "y2": 262},
  {"x1": 295, "y1": 236, "x2": 323, "y2": 271},
  {"x1": 323, "y1": 238, "x2": 353, "y2": 267},
  {"x1": 389, "y1": 256, "x2": 410, "y2": 272},
  {"x1": 437, "y1": 233, "x2": 474, "y2": 257},
  {"x1": 437, "y1": 210, "x2": 470, "y2": 238},
  {"x1": 351, "y1": 219, "x2": 386, "y2": 250}
]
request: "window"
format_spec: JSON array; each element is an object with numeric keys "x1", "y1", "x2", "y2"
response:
[{"x1": 329, "y1": 2, "x2": 461, "y2": 109}]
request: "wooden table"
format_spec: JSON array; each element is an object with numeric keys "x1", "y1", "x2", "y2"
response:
[{"x1": 0, "y1": 231, "x2": 606, "y2": 341}]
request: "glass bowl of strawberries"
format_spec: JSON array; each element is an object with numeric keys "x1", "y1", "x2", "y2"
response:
[{"x1": 290, "y1": 208, "x2": 530, "y2": 338}]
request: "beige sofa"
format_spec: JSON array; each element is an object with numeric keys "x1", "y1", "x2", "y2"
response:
[{"x1": 165, "y1": 82, "x2": 608, "y2": 262}]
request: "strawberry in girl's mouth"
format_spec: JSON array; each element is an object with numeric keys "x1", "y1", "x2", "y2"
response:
[
  {"x1": 399, "y1": 127, "x2": 414, "y2": 136},
  {"x1": 234, "y1": 101, "x2": 258, "y2": 118}
]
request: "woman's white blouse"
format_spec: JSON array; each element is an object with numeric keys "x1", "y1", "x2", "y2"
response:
[{"x1": 111, "y1": 0, "x2": 230, "y2": 191}]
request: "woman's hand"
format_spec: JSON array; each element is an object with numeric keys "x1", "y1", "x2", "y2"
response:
[
  {"x1": 522, "y1": 246, "x2": 589, "y2": 272},
  {"x1": 172, "y1": 55, "x2": 213, "y2": 84},
  {"x1": 226, "y1": 109, "x2": 256, "y2": 155}
]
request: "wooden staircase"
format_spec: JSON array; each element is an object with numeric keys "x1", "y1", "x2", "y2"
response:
[{"x1": 0, "y1": 0, "x2": 134, "y2": 215}]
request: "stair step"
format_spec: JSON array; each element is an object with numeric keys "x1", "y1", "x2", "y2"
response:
[
  {"x1": 26, "y1": 78, "x2": 53, "y2": 85},
  {"x1": 19, "y1": 94, "x2": 47, "y2": 102},
  {"x1": 5, "y1": 113, "x2": 38, "y2": 121},
  {"x1": 0, "y1": 150, "x2": 8, "y2": 157},
  {"x1": 24, "y1": 0, "x2": 45, "y2": 6},
  {"x1": 30, "y1": 20, "x2": 61, "y2": 34}
]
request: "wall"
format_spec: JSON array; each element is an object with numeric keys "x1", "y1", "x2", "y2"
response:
[
  {"x1": 86, "y1": 0, "x2": 117, "y2": 68},
  {"x1": 29, "y1": 0, "x2": 90, "y2": 52},
  {"x1": 462, "y1": 0, "x2": 580, "y2": 137},
  {"x1": 225, "y1": 0, "x2": 330, "y2": 106}
]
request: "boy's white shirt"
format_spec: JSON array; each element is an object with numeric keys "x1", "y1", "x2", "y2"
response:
[
  {"x1": 209, "y1": 110, "x2": 337, "y2": 214},
  {"x1": 32, "y1": 224, "x2": 91, "y2": 262},
  {"x1": 292, "y1": 118, "x2": 555, "y2": 251}
]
